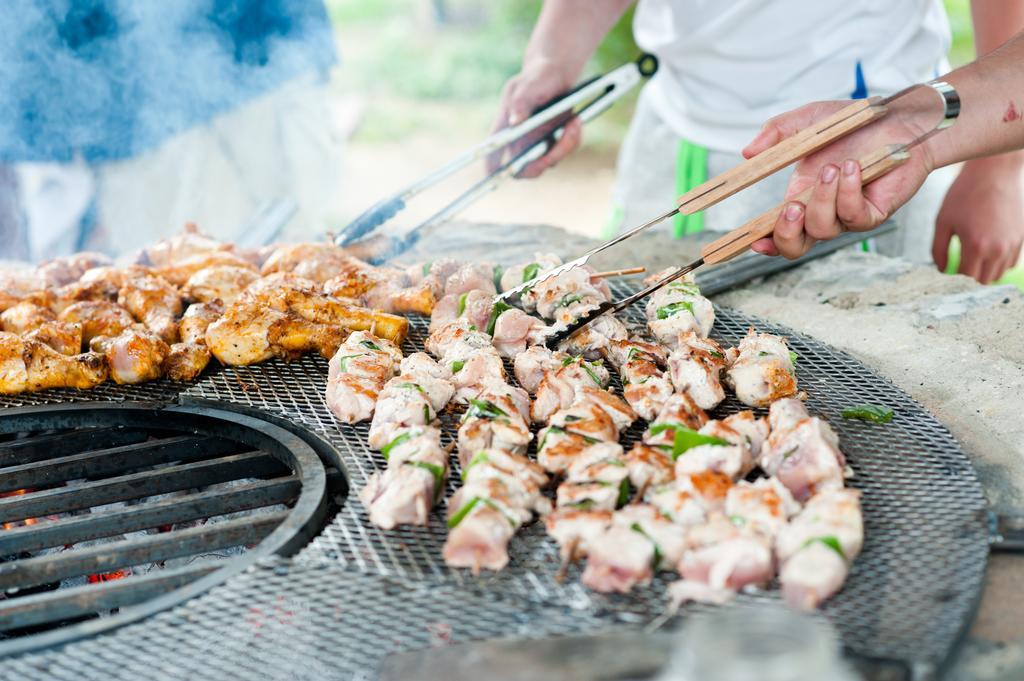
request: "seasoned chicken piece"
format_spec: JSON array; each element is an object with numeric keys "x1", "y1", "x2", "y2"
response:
[
  {"x1": 51, "y1": 277, "x2": 120, "y2": 313},
  {"x1": 241, "y1": 283, "x2": 409, "y2": 345},
  {"x1": 582, "y1": 505, "x2": 685, "y2": 593},
  {"x1": 605, "y1": 338, "x2": 668, "y2": 368},
  {"x1": 156, "y1": 252, "x2": 256, "y2": 287},
  {"x1": 444, "y1": 476, "x2": 537, "y2": 572},
  {"x1": 360, "y1": 430, "x2": 449, "y2": 529},
  {"x1": 138, "y1": 223, "x2": 231, "y2": 267},
  {"x1": 91, "y1": 327, "x2": 170, "y2": 384},
  {"x1": 498, "y1": 253, "x2": 561, "y2": 295},
  {"x1": 0, "y1": 269, "x2": 51, "y2": 313},
  {"x1": 457, "y1": 386, "x2": 532, "y2": 466},
  {"x1": 0, "y1": 332, "x2": 107, "y2": 393},
  {"x1": 722, "y1": 410, "x2": 770, "y2": 457},
  {"x1": 491, "y1": 308, "x2": 548, "y2": 358},
  {"x1": 462, "y1": 448, "x2": 549, "y2": 488},
  {"x1": 412, "y1": 259, "x2": 461, "y2": 298},
  {"x1": 725, "y1": 328, "x2": 798, "y2": 407},
  {"x1": 118, "y1": 274, "x2": 183, "y2": 344},
  {"x1": 1, "y1": 302, "x2": 55, "y2": 334},
  {"x1": 163, "y1": 342, "x2": 211, "y2": 381},
  {"x1": 367, "y1": 374, "x2": 453, "y2": 450},
  {"x1": 513, "y1": 345, "x2": 567, "y2": 394},
  {"x1": 625, "y1": 444, "x2": 676, "y2": 491},
  {"x1": 578, "y1": 386, "x2": 637, "y2": 433},
  {"x1": 59, "y1": 301, "x2": 135, "y2": 347},
  {"x1": 647, "y1": 487, "x2": 707, "y2": 526},
  {"x1": 760, "y1": 399, "x2": 846, "y2": 501},
  {"x1": 260, "y1": 243, "x2": 353, "y2": 283},
  {"x1": 183, "y1": 265, "x2": 259, "y2": 304},
  {"x1": 554, "y1": 314, "x2": 628, "y2": 360},
  {"x1": 777, "y1": 488, "x2": 862, "y2": 610},
  {"x1": 668, "y1": 331, "x2": 728, "y2": 410},
  {"x1": 644, "y1": 274, "x2": 714, "y2": 346},
  {"x1": 557, "y1": 442, "x2": 630, "y2": 511},
  {"x1": 462, "y1": 453, "x2": 550, "y2": 517},
  {"x1": 643, "y1": 393, "x2": 709, "y2": 448},
  {"x1": 320, "y1": 254, "x2": 437, "y2": 316},
  {"x1": 36, "y1": 252, "x2": 112, "y2": 287},
  {"x1": 179, "y1": 301, "x2": 225, "y2": 345},
  {"x1": 677, "y1": 515, "x2": 774, "y2": 592},
  {"x1": 430, "y1": 289, "x2": 492, "y2": 332},
  {"x1": 443, "y1": 264, "x2": 496, "y2": 297},
  {"x1": 78, "y1": 264, "x2": 150, "y2": 289},
  {"x1": 530, "y1": 266, "x2": 610, "y2": 321},
  {"x1": 245, "y1": 272, "x2": 321, "y2": 297},
  {"x1": 25, "y1": 321, "x2": 83, "y2": 356},
  {"x1": 205, "y1": 302, "x2": 345, "y2": 366},
  {"x1": 545, "y1": 508, "x2": 613, "y2": 561},
  {"x1": 606, "y1": 340, "x2": 674, "y2": 421},
  {"x1": 536, "y1": 426, "x2": 592, "y2": 474},
  {"x1": 675, "y1": 471, "x2": 733, "y2": 512},
  {"x1": 531, "y1": 356, "x2": 612, "y2": 423},
  {"x1": 550, "y1": 400, "x2": 619, "y2": 443},
  {"x1": 725, "y1": 478, "x2": 801, "y2": 539},
  {"x1": 673, "y1": 419, "x2": 757, "y2": 480},
  {"x1": 325, "y1": 332, "x2": 403, "y2": 424}
]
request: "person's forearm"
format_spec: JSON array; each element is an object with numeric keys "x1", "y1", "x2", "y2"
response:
[
  {"x1": 522, "y1": 0, "x2": 634, "y2": 82},
  {"x1": 930, "y1": 30, "x2": 1024, "y2": 167}
]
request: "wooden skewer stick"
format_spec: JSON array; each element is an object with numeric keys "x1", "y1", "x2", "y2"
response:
[
  {"x1": 555, "y1": 538, "x2": 580, "y2": 584},
  {"x1": 631, "y1": 479, "x2": 650, "y2": 505},
  {"x1": 590, "y1": 266, "x2": 646, "y2": 280}
]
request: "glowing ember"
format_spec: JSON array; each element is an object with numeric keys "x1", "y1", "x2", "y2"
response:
[{"x1": 1, "y1": 489, "x2": 38, "y2": 530}]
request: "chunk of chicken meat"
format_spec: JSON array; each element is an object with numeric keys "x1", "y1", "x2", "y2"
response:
[
  {"x1": 724, "y1": 478, "x2": 801, "y2": 539},
  {"x1": 156, "y1": 251, "x2": 256, "y2": 287},
  {"x1": 183, "y1": 265, "x2": 259, "y2": 304},
  {"x1": 725, "y1": 328, "x2": 798, "y2": 407},
  {"x1": 325, "y1": 332, "x2": 403, "y2": 424},
  {"x1": 360, "y1": 428, "x2": 449, "y2": 529},
  {"x1": 259, "y1": 243, "x2": 354, "y2": 283},
  {"x1": 163, "y1": 342, "x2": 212, "y2": 382},
  {"x1": 667, "y1": 331, "x2": 728, "y2": 410},
  {"x1": 625, "y1": 444, "x2": 676, "y2": 493},
  {"x1": 582, "y1": 505, "x2": 686, "y2": 593},
  {"x1": 36, "y1": 252, "x2": 112, "y2": 287},
  {"x1": 545, "y1": 508, "x2": 613, "y2": 562},
  {"x1": 760, "y1": 399, "x2": 846, "y2": 501},
  {"x1": 1, "y1": 302, "x2": 55, "y2": 334},
  {"x1": 0, "y1": 332, "x2": 108, "y2": 394},
  {"x1": 531, "y1": 357, "x2": 612, "y2": 423},
  {"x1": 529, "y1": 266, "x2": 610, "y2": 321},
  {"x1": 179, "y1": 301, "x2": 225, "y2": 345},
  {"x1": 368, "y1": 373, "x2": 453, "y2": 450},
  {"x1": 25, "y1": 321, "x2": 83, "y2": 356},
  {"x1": 59, "y1": 301, "x2": 135, "y2": 347},
  {"x1": 429, "y1": 289, "x2": 492, "y2": 332},
  {"x1": 457, "y1": 385, "x2": 532, "y2": 466},
  {"x1": 644, "y1": 274, "x2": 715, "y2": 346},
  {"x1": 91, "y1": 327, "x2": 170, "y2": 384},
  {"x1": 498, "y1": 253, "x2": 562, "y2": 296},
  {"x1": 677, "y1": 514, "x2": 774, "y2": 593},
  {"x1": 673, "y1": 418, "x2": 757, "y2": 481},
  {"x1": 777, "y1": 488, "x2": 863, "y2": 610},
  {"x1": 137, "y1": 223, "x2": 232, "y2": 268},
  {"x1": 513, "y1": 345, "x2": 567, "y2": 394},
  {"x1": 205, "y1": 302, "x2": 345, "y2": 366},
  {"x1": 443, "y1": 477, "x2": 536, "y2": 573},
  {"x1": 443, "y1": 263, "x2": 496, "y2": 297},
  {"x1": 118, "y1": 273, "x2": 183, "y2": 344}
]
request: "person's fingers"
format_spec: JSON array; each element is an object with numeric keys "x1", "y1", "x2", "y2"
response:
[
  {"x1": 931, "y1": 216, "x2": 953, "y2": 273},
  {"x1": 957, "y1": 238, "x2": 984, "y2": 281},
  {"x1": 741, "y1": 102, "x2": 826, "y2": 158},
  {"x1": 803, "y1": 164, "x2": 842, "y2": 241},
  {"x1": 750, "y1": 237, "x2": 778, "y2": 256},
  {"x1": 486, "y1": 87, "x2": 514, "y2": 173},
  {"x1": 835, "y1": 160, "x2": 874, "y2": 231},
  {"x1": 773, "y1": 202, "x2": 815, "y2": 259},
  {"x1": 519, "y1": 117, "x2": 582, "y2": 178},
  {"x1": 742, "y1": 124, "x2": 782, "y2": 159}
]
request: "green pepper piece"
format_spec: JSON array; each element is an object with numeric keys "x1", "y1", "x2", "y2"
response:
[
  {"x1": 789, "y1": 350, "x2": 798, "y2": 365},
  {"x1": 655, "y1": 300, "x2": 694, "y2": 320},
  {"x1": 461, "y1": 451, "x2": 490, "y2": 481},
  {"x1": 450, "y1": 359, "x2": 465, "y2": 373},
  {"x1": 522, "y1": 262, "x2": 540, "y2": 283},
  {"x1": 486, "y1": 300, "x2": 513, "y2": 336},
  {"x1": 617, "y1": 478, "x2": 631, "y2": 506},
  {"x1": 447, "y1": 497, "x2": 481, "y2": 528},
  {"x1": 492, "y1": 264, "x2": 505, "y2": 291},
  {"x1": 360, "y1": 340, "x2": 382, "y2": 351},
  {"x1": 335, "y1": 353, "x2": 364, "y2": 372},
  {"x1": 406, "y1": 460, "x2": 445, "y2": 502},
  {"x1": 841, "y1": 405, "x2": 894, "y2": 423},
  {"x1": 465, "y1": 398, "x2": 508, "y2": 420},
  {"x1": 381, "y1": 432, "x2": 414, "y2": 460},
  {"x1": 629, "y1": 522, "x2": 663, "y2": 570},
  {"x1": 457, "y1": 292, "x2": 470, "y2": 316},
  {"x1": 396, "y1": 382, "x2": 424, "y2": 393},
  {"x1": 647, "y1": 422, "x2": 729, "y2": 460},
  {"x1": 803, "y1": 535, "x2": 847, "y2": 561},
  {"x1": 421, "y1": 261, "x2": 432, "y2": 277}
]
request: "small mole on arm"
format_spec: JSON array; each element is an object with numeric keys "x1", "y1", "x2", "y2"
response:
[{"x1": 1003, "y1": 101, "x2": 1022, "y2": 123}]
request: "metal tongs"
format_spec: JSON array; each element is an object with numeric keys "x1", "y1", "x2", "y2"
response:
[
  {"x1": 333, "y1": 54, "x2": 660, "y2": 257},
  {"x1": 538, "y1": 80, "x2": 961, "y2": 348}
]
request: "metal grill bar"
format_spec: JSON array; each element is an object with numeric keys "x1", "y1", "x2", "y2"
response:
[
  {"x1": 0, "y1": 428, "x2": 153, "y2": 466},
  {"x1": 0, "y1": 452, "x2": 288, "y2": 524},
  {"x1": 0, "y1": 436, "x2": 241, "y2": 493},
  {"x1": 0, "y1": 564, "x2": 217, "y2": 632},
  {"x1": 0, "y1": 477, "x2": 300, "y2": 554},
  {"x1": 0, "y1": 512, "x2": 287, "y2": 591}
]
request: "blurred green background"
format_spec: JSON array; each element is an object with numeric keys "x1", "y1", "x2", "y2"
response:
[{"x1": 328, "y1": 0, "x2": 976, "y2": 149}]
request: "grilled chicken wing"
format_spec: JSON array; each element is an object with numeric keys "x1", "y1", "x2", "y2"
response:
[
  {"x1": 179, "y1": 301, "x2": 224, "y2": 345},
  {"x1": 91, "y1": 327, "x2": 170, "y2": 384},
  {"x1": 25, "y1": 321, "x2": 83, "y2": 356},
  {"x1": 260, "y1": 243, "x2": 352, "y2": 283},
  {"x1": 0, "y1": 332, "x2": 107, "y2": 393},
  {"x1": 156, "y1": 252, "x2": 257, "y2": 287},
  {"x1": 1, "y1": 302, "x2": 55, "y2": 334},
  {"x1": 36, "y1": 252, "x2": 112, "y2": 287},
  {"x1": 205, "y1": 301, "x2": 345, "y2": 366},
  {"x1": 183, "y1": 264, "x2": 259, "y2": 304},
  {"x1": 59, "y1": 301, "x2": 136, "y2": 348},
  {"x1": 138, "y1": 223, "x2": 232, "y2": 268},
  {"x1": 163, "y1": 342, "x2": 212, "y2": 381},
  {"x1": 118, "y1": 273, "x2": 183, "y2": 344}
]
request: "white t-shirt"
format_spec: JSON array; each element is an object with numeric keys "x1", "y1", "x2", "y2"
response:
[{"x1": 633, "y1": 0, "x2": 951, "y2": 152}]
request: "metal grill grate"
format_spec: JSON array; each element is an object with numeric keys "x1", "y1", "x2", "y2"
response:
[{"x1": 0, "y1": 285, "x2": 991, "y2": 677}]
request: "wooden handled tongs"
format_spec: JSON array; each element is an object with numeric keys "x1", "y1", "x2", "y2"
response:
[{"x1": 538, "y1": 81, "x2": 961, "y2": 348}]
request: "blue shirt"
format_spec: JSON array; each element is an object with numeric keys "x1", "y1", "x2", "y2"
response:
[{"x1": 0, "y1": 0, "x2": 337, "y2": 163}]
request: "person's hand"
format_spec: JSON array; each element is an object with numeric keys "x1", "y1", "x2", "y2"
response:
[
  {"x1": 486, "y1": 58, "x2": 582, "y2": 178},
  {"x1": 933, "y1": 156, "x2": 1024, "y2": 283},
  {"x1": 741, "y1": 100, "x2": 938, "y2": 259}
]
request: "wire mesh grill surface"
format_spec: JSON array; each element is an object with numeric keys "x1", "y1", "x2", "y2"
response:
[{"x1": 0, "y1": 284, "x2": 991, "y2": 677}]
